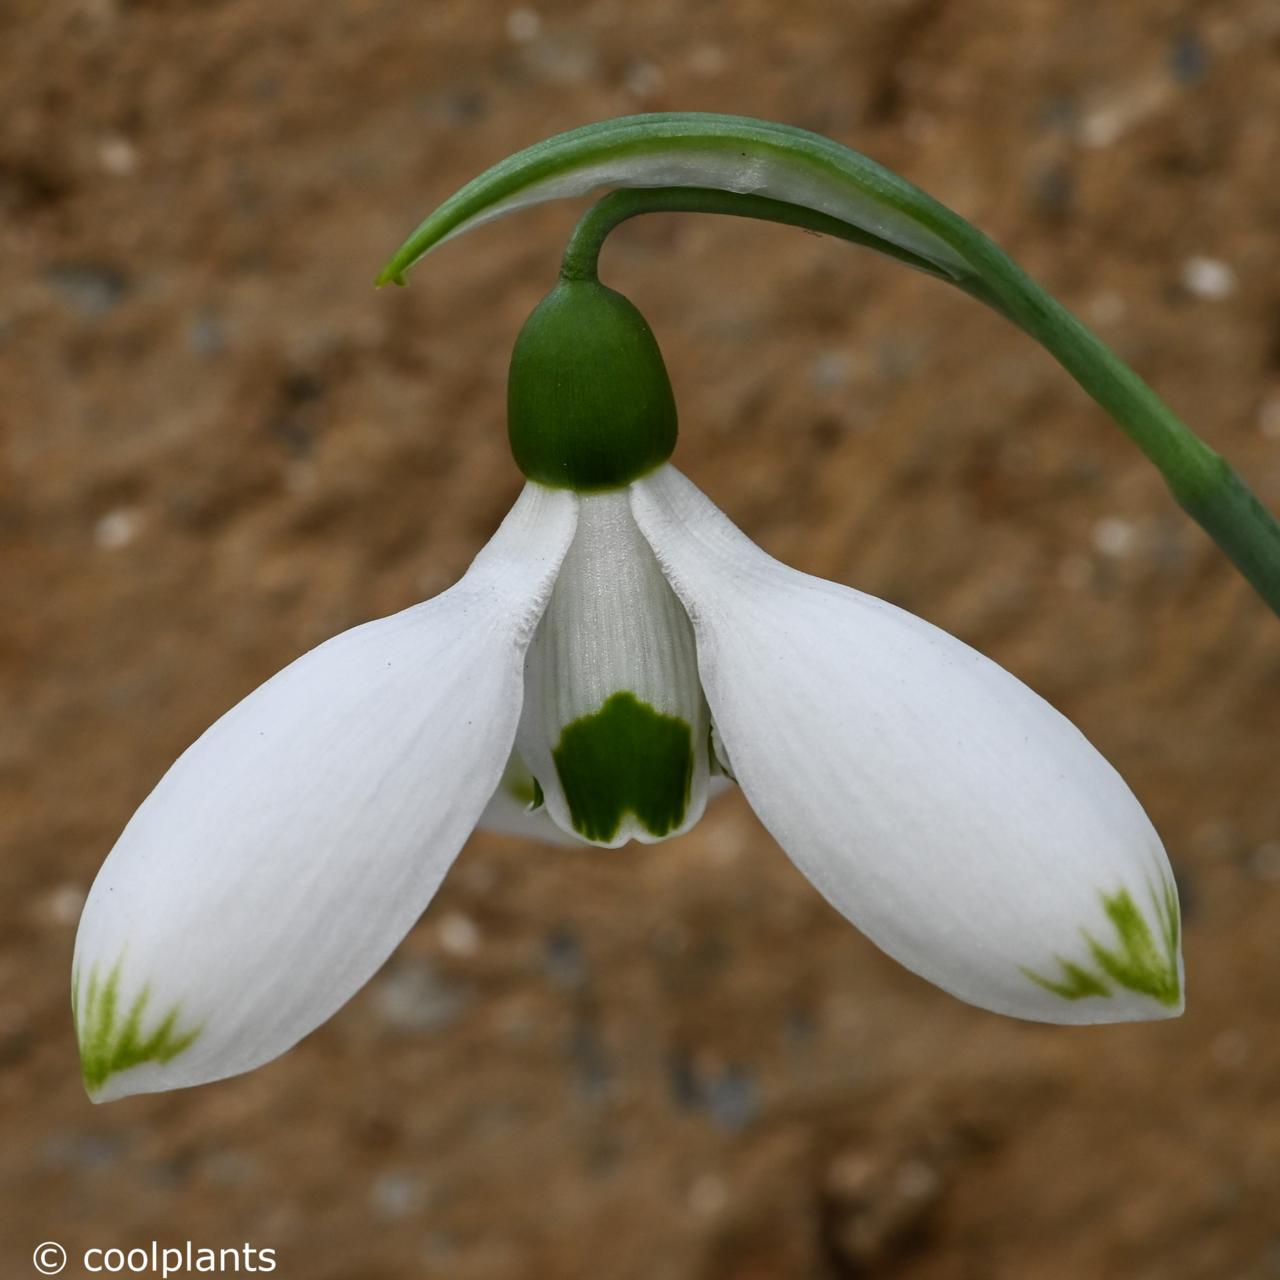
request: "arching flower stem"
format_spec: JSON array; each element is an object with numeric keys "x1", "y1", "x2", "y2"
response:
[
  {"x1": 557, "y1": 185, "x2": 956, "y2": 285},
  {"x1": 376, "y1": 114, "x2": 1280, "y2": 616}
]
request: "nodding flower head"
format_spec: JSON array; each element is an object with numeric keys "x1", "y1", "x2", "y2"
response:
[{"x1": 73, "y1": 115, "x2": 1191, "y2": 1103}]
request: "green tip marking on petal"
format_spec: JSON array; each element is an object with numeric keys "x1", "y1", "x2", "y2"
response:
[
  {"x1": 73, "y1": 959, "x2": 201, "y2": 1094},
  {"x1": 1023, "y1": 876, "x2": 1182, "y2": 1007},
  {"x1": 1022, "y1": 957, "x2": 1113, "y2": 1002},
  {"x1": 552, "y1": 690, "x2": 693, "y2": 844}
]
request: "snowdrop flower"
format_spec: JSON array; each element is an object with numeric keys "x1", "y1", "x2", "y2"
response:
[{"x1": 73, "y1": 272, "x2": 1182, "y2": 1103}]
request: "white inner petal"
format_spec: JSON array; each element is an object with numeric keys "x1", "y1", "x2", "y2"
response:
[{"x1": 516, "y1": 489, "x2": 710, "y2": 847}]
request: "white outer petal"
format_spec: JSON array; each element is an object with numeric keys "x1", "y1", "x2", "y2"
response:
[
  {"x1": 73, "y1": 483, "x2": 577, "y2": 1100},
  {"x1": 631, "y1": 466, "x2": 1182, "y2": 1025}
]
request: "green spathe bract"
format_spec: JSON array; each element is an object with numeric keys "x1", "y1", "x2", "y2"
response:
[
  {"x1": 1023, "y1": 878, "x2": 1181, "y2": 1007},
  {"x1": 375, "y1": 113, "x2": 970, "y2": 286},
  {"x1": 508, "y1": 278, "x2": 677, "y2": 491},
  {"x1": 74, "y1": 959, "x2": 201, "y2": 1094},
  {"x1": 552, "y1": 690, "x2": 694, "y2": 842}
]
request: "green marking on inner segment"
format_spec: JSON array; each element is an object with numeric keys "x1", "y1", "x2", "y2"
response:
[
  {"x1": 74, "y1": 957, "x2": 201, "y2": 1093},
  {"x1": 508, "y1": 772, "x2": 545, "y2": 811},
  {"x1": 552, "y1": 691, "x2": 693, "y2": 843},
  {"x1": 1023, "y1": 878, "x2": 1181, "y2": 1006}
]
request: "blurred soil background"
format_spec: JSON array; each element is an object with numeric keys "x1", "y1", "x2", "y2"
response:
[{"x1": 3, "y1": 0, "x2": 1280, "y2": 1276}]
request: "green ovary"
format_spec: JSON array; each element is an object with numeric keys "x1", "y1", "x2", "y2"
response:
[
  {"x1": 552, "y1": 691, "x2": 694, "y2": 843},
  {"x1": 74, "y1": 958, "x2": 201, "y2": 1093},
  {"x1": 1023, "y1": 877, "x2": 1181, "y2": 1006}
]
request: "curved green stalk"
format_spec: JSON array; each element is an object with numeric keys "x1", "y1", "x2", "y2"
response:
[
  {"x1": 557, "y1": 185, "x2": 958, "y2": 285},
  {"x1": 377, "y1": 112, "x2": 1280, "y2": 616},
  {"x1": 556, "y1": 186, "x2": 1012, "y2": 314}
]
